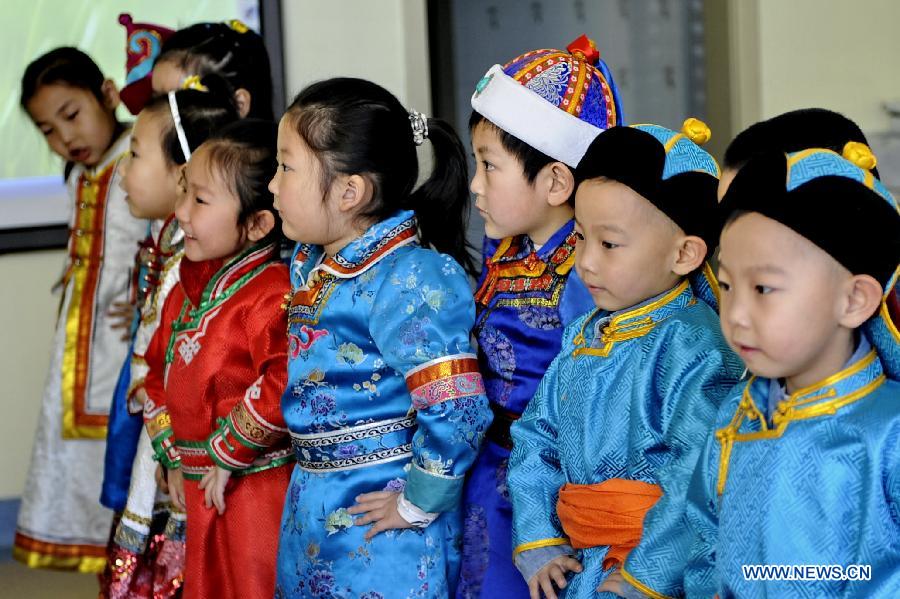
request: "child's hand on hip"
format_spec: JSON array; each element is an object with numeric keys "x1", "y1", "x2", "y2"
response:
[
  {"x1": 347, "y1": 491, "x2": 413, "y2": 541},
  {"x1": 529, "y1": 554, "x2": 582, "y2": 599},
  {"x1": 199, "y1": 466, "x2": 232, "y2": 515}
]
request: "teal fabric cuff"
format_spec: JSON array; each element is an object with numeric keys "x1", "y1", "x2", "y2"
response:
[{"x1": 404, "y1": 463, "x2": 463, "y2": 513}]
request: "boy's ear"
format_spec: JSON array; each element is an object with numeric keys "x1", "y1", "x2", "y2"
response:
[
  {"x1": 233, "y1": 88, "x2": 252, "y2": 118},
  {"x1": 245, "y1": 209, "x2": 276, "y2": 242},
  {"x1": 101, "y1": 79, "x2": 121, "y2": 111},
  {"x1": 545, "y1": 162, "x2": 575, "y2": 207},
  {"x1": 672, "y1": 235, "x2": 707, "y2": 275},
  {"x1": 335, "y1": 174, "x2": 374, "y2": 214},
  {"x1": 840, "y1": 274, "x2": 883, "y2": 328}
]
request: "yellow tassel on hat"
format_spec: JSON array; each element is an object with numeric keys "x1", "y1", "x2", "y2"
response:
[
  {"x1": 842, "y1": 141, "x2": 877, "y2": 171},
  {"x1": 227, "y1": 19, "x2": 249, "y2": 34},
  {"x1": 682, "y1": 118, "x2": 711, "y2": 145}
]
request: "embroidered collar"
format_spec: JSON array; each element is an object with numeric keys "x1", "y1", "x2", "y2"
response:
[
  {"x1": 490, "y1": 219, "x2": 576, "y2": 265},
  {"x1": 571, "y1": 279, "x2": 694, "y2": 357},
  {"x1": 156, "y1": 213, "x2": 184, "y2": 256},
  {"x1": 714, "y1": 346, "x2": 886, "y2": 495},
  {"x1": 474, "y1": 220, "x2": 578, "y2": 307},
  {"x1": 180, "y1": 242, "x2": 276, "y2": 308},
  {"x1": 290, "y1": 210, "x2": 418, "y2": 288}
]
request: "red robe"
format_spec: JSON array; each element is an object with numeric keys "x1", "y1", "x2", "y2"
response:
[{"x1": 144, "y1": 243, "x2": 293, "y2": 599}]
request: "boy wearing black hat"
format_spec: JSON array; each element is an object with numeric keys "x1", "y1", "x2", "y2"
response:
[
  {"x1": 685, "y1": 146, "x2": 900, "y2": 597},
  {"x1": 508, "y1": 120, "x2": 743, "y2": 599}
]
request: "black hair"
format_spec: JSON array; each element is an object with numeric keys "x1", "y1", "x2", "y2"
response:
[
  {"x1": 203, "y1": 119, "x2": 283, "y2": 248},
  {"x1": 143, "y1": 74, "x2": 240, "y2": 165},
  {"x1": 468, "y1": 110, "x2": 555, "y2": 185},
  {"x1": 156, "y1": 22, "x2": 274, "y2": 120},
  {"x1": 21, "y1": 47, "x2": 107, "y2": 109},
  {"x1": 287, "y1": 77, "x2": 477, "y2": 277},
  {"x1": 723, "y1": 108, "x2": 880, "y2": 179}
]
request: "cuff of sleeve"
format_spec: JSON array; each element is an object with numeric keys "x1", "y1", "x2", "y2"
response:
[
  {"x1": 397, "y1": 492, "x2": 439, "y2": 528},
  {"x1": 206, "y1": 418, "x2": 256, "y2": 472},
  {"x1": 404, "y1": 462, "x2": 464, "y2": 513},
  {"x1": 513, "y1": 543, "x2": 575, "y2": 583},
  {"x1": 620, "y1": 567, "x2": 676, "y2": 599},
  {"x1": 150, "y1": 429, "x2": 181, "y2": 470}
]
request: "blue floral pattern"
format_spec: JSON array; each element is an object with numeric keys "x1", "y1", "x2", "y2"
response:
[{"x1": 277, "y1": 211, "x2": 491, "y2": 598}]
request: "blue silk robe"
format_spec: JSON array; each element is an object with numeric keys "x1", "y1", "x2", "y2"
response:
[
  {"x1": 276, "y1": 211, "x2": 492, "y2": 599},
  {"x1": 685, "y1": 343, "x2": 900, "y2": 598},
  {"x1": 458, "y1": 221, "x2": 593, "y2": 599},
  {"x1": 509, "y1": 280, "x2": 742, "y2": 598}
]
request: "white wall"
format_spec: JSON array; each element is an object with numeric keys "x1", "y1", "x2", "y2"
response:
[
  {"x1": 280, "y1": 0, "x2": 431, "y2": 113},
  {"x1": 0, "y1": 250, "x2": 64, "y2": 498},
  {"x1": 729, "y1": 0, "x2": 900, "y2": 133}
]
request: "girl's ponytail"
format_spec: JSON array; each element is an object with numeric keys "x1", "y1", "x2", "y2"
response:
[
  {"x1": 408, "y1": 117, "x2": 476, "y2": 276},
  {"x1": 286, "y1": 77, "x2": 477, "y2": 277}
]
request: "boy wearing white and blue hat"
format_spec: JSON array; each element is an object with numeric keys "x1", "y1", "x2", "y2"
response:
[{"x1": 459, "y1": 35, "x2": 625, "y2": 599}]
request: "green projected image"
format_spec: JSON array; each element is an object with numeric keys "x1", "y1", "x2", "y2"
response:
[{"x1": 1, "y1": 0, "x2": 259, "y2": 180}]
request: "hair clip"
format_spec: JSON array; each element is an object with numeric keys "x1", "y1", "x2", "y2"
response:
[
  {"x1": 409, "y1": 110, "x2": 429, "y2": 146},
  {"x1": 842, "y1": 141, "x2": 877, "y2": 171},
  {"x1": 181, "y1": 75, "x2": 208, "y2": 92},
  {"x1": 227, "y1": 19, "x2": 249, "y2": 34},
  {"x1": 682, "y1": 117, "x2": 711, "y2": 145}
]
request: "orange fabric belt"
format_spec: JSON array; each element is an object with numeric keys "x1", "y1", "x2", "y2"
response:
[{"x1": 556, "y1": 478, "x2": 663, "y2": 571}]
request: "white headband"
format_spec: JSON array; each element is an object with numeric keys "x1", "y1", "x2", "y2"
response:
[
  {"x1": 470, "y1": 64, "x2": 604, "y2": 168},
  {"x1": 167, "y1": 91, "x2": 192, "y2": 162}
]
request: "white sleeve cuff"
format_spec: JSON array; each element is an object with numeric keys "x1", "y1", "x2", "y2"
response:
[{"x1": 397, "y1": 492, "x2": 439, "y2": 528}]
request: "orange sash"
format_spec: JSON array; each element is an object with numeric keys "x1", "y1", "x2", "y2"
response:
[{"x1": 556, "y1": 478, "x2": 663, "y2": 570}]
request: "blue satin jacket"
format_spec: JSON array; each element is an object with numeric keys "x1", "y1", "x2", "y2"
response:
[
  {"x1": 276, "y1": 211, "x2": 492, "y2": 599},
  {"x1": 509, "y1": 280, "x2": 742, "y2": 598},
  {"x1": 685, "y1": 341, "x2": 900, "y2": 598}
]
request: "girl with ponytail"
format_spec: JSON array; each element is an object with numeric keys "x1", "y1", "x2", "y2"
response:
[{"x1": 269, "y1": 77, "x2": 491, "y2": 597}]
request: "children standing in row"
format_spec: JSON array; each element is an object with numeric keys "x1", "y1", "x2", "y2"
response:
[
  {"x1": 16, "y1": 47, "x2": 147, "y2": 571},
  {"x1": 509, "y1": 120, "x2": 743, "y2": 599},
  {"x1": 142, "y1": 119, "x2": 293, "y2": 599},
  {"x1": 270, "y1": 78, "x2": 491, "y2": 598},
  {"x1": 103, "y1": 78, "x2": 240, "y2": 598},
  {"x1": 16, "y1": 20, "x2": 900, "y2": 598},
  {"x1": 459, "y1": 36, "x2": 623, "y2": 599}
]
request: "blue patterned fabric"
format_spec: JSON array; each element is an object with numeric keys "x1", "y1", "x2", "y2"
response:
[
  {"x1": 787, "y1": 150, "x2": 894, "y2": 201},
  {"x1": 508, "y1": 281, "x2": 742, "y2": 598},
  {"x1": 457, "y1": 221, "x2": 594, "y2": 599},
  {"x1": 633, "y1": 124, "x2": 720, "y2": 180},
  {"x1": 276, "y1": 210, "x2": 492, "y2": 599},
  {"x1": 685, "y1": 347, "x2": 900, "y2": 598},
  {"x1": 499, "y1": 47, "x2": 624, "y2": 131}
]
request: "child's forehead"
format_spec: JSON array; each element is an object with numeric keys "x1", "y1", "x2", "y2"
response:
[
  {"x1": 27, "y1": 83, "x2": 94, "y2": 118},
  {"x1": 721, "y1": 212, "x2": 828, "y2": 267},
  {"x1": 470, "y1": 120, "x2": 506, "y2": 149},
  {"x1": 576, "y1": 178, "x2": 655, "y2": 218}
]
